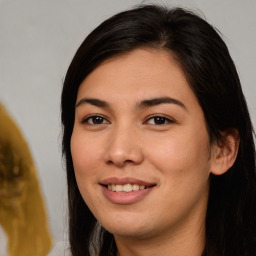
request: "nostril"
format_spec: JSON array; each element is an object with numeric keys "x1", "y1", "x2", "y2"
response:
[
  {"x1": 106, "y1": 159, "x2": 134, "y2": 167},
  {"x1": 104, "y1": 143, "x2": 144, "y2": 166},
  {"x1": 124, "y1": 160, "x2": 134, "y2": 163}
]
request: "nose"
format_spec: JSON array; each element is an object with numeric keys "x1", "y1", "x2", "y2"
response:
[{"x1": 104, "y1": 125, "x2": 144, "y2": 167}]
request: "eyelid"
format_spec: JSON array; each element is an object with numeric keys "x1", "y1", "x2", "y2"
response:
[
  {"x1": 81, "y1": 114, "x2": 110, "y2": 125},
  {"x1": 79, "y1": 114, "x2": 175, "y2": 126},
  {"x1": 144, "y1": 114, "x2": 175, "y2": 125}
]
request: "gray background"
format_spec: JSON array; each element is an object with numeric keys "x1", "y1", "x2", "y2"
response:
[{"x1": 0, "y1": 0, "x2": 255, "y2": 252}]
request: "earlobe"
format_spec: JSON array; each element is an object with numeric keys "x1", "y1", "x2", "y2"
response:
[{"x1": 210, "y1": 129, "x2": 240, "y2": 175}]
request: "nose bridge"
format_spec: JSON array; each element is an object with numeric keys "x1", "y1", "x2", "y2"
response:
[{"x1": 105, "y1": 121, "x2": 143, "y2": 166}]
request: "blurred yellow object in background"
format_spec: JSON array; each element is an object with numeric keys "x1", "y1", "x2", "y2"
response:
[{"x1": 0, "y1": 103, "x2": 52, "y2": 256}]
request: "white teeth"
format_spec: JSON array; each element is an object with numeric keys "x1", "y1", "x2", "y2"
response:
[
  {"x1": 123, "y1": 184, "x2": 132, "y2": 192},
  {"x1": 115, "y1": 185, "x2": 123, "y2": 192},
  {"x1": 107, "y1": 183, "x2": 149, "y2": 192},
  {"x1": 111, "y1": 184, "x2": 116, "y2": 191},
  {"x1": 132, "y1": 184, "x2": 139, "y2": 191}
]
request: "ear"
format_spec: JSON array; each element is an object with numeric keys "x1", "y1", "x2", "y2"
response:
[{"x1": 210, "y1": 129, "x2": 240, "y2": 175}]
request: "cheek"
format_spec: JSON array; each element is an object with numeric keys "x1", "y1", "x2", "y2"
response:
[
  {"x1": 150, "y1": 129, "x2": 209, "y2": 164},
  {"x1": 70, "y1": 132, "x2": 102, "y2": 203},
  {"x1": 70, "y1": 132, "x2": 105, "y2": 210},
  {"x1": 146, "y1": 126, "x2": 211, "y2": 189},
  {"x1": 147, "y1": 130, "x2": 211, "y2": 217},
  {"x1": 70, "y1": 131, "x2": 104, "y2": 177}
]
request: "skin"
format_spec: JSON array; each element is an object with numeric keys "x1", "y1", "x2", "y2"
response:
[{"x1": 71, "y1": 48, "x2": 238, "y2": 256}]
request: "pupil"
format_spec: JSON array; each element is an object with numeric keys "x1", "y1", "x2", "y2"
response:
[
  {"x1": 154, "y1": 117, "x2": 165, "y2": 125},
  {"x1": 93, "y1": 116, "x2": 103, "y2": 124}
]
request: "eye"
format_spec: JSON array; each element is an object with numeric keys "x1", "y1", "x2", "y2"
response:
[
  {"x1": 146, "y1": 115, "x2": 174, "y2": 125},
  {"x1": 82, "y1": 115, "x2": 109, "y2": 125}
]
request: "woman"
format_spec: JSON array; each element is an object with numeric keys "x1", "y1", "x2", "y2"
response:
[{"x1": 61, "y1": 5, "x2": 256, "y2": 256}]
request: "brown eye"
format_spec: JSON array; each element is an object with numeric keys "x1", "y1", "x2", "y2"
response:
[
  {"x1": 83, "y1": 115, "x2": 109, "y2": 125},
  {"x1": 146, "y1": 116, "x2": 173, "y2": 125}
]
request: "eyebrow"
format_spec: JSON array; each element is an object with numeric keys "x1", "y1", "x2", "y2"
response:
[
  {"x1": 76, "y1": 98, "x2": 110, "y2": 108},
  {"x1": 76, "y1": 96, "x2": 186, "y2": 110},
  {"x1": 138, "y1": 97, "x2": 187, "y2": 110}
]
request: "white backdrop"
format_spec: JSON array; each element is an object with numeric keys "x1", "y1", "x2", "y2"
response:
[{"x1": 0, "y1": 0, "x2": 255, "y2": 251}]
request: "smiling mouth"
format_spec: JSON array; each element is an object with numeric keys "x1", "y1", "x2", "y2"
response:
[{"x1": 102, "y1": 183, "x2": 156, "y2": 192}]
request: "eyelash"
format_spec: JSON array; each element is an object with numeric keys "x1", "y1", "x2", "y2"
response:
[
  {"x1": 145, "y1": 115, "x2": 174, "y2": 125},
  {"x1": 81, "y1": 115, "x2": 109, "y2": 125},
  {"x1": 81, "y1": 115, "x2": 174, "y2": 126}
]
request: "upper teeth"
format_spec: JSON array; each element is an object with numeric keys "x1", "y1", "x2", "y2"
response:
[{"x1": 108, "y1": 184, "x2": 146, "y2": 192}]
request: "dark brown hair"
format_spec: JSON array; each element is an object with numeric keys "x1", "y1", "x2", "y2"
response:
[{"x1": 61, "y1": 5, "x2": 256, "y2": 256}]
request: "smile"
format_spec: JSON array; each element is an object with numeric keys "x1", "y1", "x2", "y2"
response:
[
  {"x1": 107, "y1": 183, "x2": 153, "y2": 192},
  {"x1": 100, "y1": 178, "x2": 156, "y2": 204},
  {"x1": 108, "y1": 183, "x2": 154, "y2": 193}
]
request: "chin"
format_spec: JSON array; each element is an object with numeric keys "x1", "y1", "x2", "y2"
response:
[
  {"x1": 108, "y1": 226, "x2": 153, "y2": 239},
  {"x1": 99, "y1": 214, "x2": 155, "y2": 239}
]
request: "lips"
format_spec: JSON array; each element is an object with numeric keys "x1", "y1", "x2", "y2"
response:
[
  {"x1": 100, "y1": 177, "x2": 155, "y2": 187},
  {"x1": 107, "y1": 184, "x2": 147, "y2": 192},
  {"x1": 100, "y1": 177, "x2": 156, "y2": 204}
]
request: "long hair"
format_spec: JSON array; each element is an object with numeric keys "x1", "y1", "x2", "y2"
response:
[{"x1": 61, "y1": 5, "x2": 256, "y2": 256}]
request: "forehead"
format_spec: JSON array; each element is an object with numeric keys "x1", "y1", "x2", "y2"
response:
[{"x1": 77, "y1": 48, "x2": 198, "y2": 109}]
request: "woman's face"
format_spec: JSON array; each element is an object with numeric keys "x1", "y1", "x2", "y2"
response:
[{"x1": 71, "y1": 49, "x2": 216, "y2": 240}]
